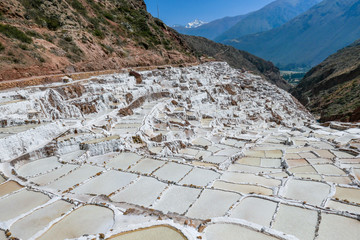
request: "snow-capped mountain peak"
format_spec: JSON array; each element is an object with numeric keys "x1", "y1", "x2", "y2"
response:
[{"x1": 185, "y1": 19, "x2": 207, "y2": 28}]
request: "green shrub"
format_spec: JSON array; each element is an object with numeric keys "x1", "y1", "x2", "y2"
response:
[
  {"x1": 45, "y1": 17, "x2": 61, "y2": 31},
  {"x1": 58, "y1": 38, "x2": 84, "y2": 63},
  {"x1": 26, "y1": 30, "x2": 43, "y2": 39},
  {"x1": 163, "y1": 40, "x2": 172, "y2": 50},
  {"x1": 139, "y1": 42, "x2": 149, "y2": 50},
  {"x1": 71, "y1": 0, "x2": 87, "y2": 16},
  {"x1": 12, "y1": 57, "x2": 21, "y2": 64},
  {"x1": 86, "y1": 0, "x2": 102, "y2": 13},
  {"x1": 93, "y1": 29, "x2": 105, "y2": 39},
  {"x1": 20, "y1": 0, "x2": 43, "y2": 9},
  {"x1": 63, "y1": 35, "x2": 73, "y2": 42},
  {"x1": 103, "y1": 12, "x2": 114, "y2": 21},
  {"x1": 18, "y1": 43, "x2": 29, "y2": 50},
  {"x1": 39, "y1": 56, "x2": 45, "y2": 62},
  {"x1": 20, "y1": 0, "x2": 61, "y2": 30},
  {"x1": 100, "y1": 44, "x2": 114, "y2": 54},
  {"x1": 31, "y1": 52, "x2": 45, "y2": 63},
  {"x1": 115, "y1": 38, "x2": 123, "y2": 46},
  {"x1": 43, "y1": 33, "x2": 54, "y2": 43},
  {"x1": 0, "y1": 42, "x2": 4, "y2": 52},
  {"x1": 89, "y1": 17, "x2": 101, "y2": 29},
  {"x1": 0, "y1": 24, "x2": 33, "y2": 43}
]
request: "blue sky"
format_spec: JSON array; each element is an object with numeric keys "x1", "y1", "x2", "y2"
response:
[{"x1": 144, "y1": 0, "x2": 275, "y2": 26}]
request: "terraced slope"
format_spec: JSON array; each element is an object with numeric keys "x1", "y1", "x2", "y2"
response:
[
  {"x1": 0, "y1": 63, "x2": 359, "y2": 239},
  {"x1": 292, "y1": 39, "x2": 360, "y2": 122},
  {"x1": 182, "y1": 35, "x2": 291, "y2": 91}
]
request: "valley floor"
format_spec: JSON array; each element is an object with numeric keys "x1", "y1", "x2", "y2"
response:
[{"x1": 0, "y1": 62, "x2": 359, "y2": 240}]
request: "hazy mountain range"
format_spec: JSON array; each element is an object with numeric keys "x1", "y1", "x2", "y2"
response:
[
  {"x1": 173, "y1": 15, "x2": 247, "y2": 40},
  {"x1": 224, "y1": 0, "x2": 360, "y2": 70},
  {"x1": 173, "y1": 0, "x2": 360, "y2": 71},
  {"x1": 173, "y1": 0, "x2": 321, "y2": 41},
  {"x1": 216, "y1": 0, "x2": 322, "y2": 42}
]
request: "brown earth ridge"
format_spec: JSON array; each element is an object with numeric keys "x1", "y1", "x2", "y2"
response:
[{"x1": 292, "y1": 39, "x2": 360, "y2": 122}]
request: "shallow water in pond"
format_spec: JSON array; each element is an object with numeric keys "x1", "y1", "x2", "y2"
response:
[{"x1": 108, "y1": 225, "x2": 187, "y2": 240}]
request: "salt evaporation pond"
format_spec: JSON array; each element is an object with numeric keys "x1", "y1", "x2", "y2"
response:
[
  {"x1": 109, "y1": 225, "x2": 187, "y2": 240},
  {"x1": 0, "y1": 62, "x2": 359, "y2": 239}
]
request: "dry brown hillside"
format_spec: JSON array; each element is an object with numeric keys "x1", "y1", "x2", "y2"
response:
[
  {"x1": 292, "y1": 39, "x2": 360, "y2": 122},
  {"x1": 0, "y1": 0, "x2": 196, "y2": 81}
]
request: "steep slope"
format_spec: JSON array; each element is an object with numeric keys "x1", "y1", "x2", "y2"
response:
[
  {"x1": 173, "y1": 15, "x2": 246, "y2": 41},
  {"x1": 0, "y1": 0, "x2": 196, "y2": 81},
  {"x1": 224, "y1": 0, "x2": 360, "y2": 70},
  {"x1": 182, "y1": 35, "x2": 291, "y2": 91},
  {"x1": 292, "y1": 39, "x2": 360, "y2": 122},
  {"x1": 216, "y1": 0, "x2": 321, "y2": 42}
]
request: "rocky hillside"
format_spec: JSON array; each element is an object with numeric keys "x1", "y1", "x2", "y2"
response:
[
  {"x1": 182, "y1": 35, "x2": 291, "y2": 91},
  {"x1": 292, "y1": 39, "x2": 360, "y2": 122},
  {"x1": 0, "y1": 0, "x2": 196, "y2": 81},
  {"x1": 216, "y1": 0, "x2": 321, "y2": 42},
  {"x1": 224, "y1": 0, "x2": 360, "y2": 70}
]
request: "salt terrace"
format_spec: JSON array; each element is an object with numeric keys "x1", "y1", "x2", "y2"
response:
[{"x1": 0, "y1": 62, "x2": 359, "y2": 239}]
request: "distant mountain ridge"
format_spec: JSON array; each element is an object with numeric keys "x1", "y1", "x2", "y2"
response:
[
  {"x1": 292, "y1": 39, "x2": 360, "y2": 122},
  {"x1": 216, "y1": 0, "x2": 322, "y2": 42},
  {"x1": 185, "y1": 19, "x2": 208, "y2": 29},
  {"x1": 173, "y1": 15, "x2": 247, "y2": 40},
  {"x1": 223, "y1": 0, "x2": 360, "y2": 70},
  {"x1": 173, "y1": 0, "x2": 320, "y2": 42}
]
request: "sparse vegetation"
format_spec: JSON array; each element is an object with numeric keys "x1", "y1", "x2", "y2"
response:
[
  {"x1": 71, "y1": 0, "x2": 87, "y2": 16},
  {"x1": 31, "y1": 51, "x2": 45, "y2": 63},
  {"x1": 93, "y1": 28, "x2": 105, "y2": 39},
  {"x1": 100, "y1": 44, "x2": 114, "y2": 54},
  {"x1": 87, "y1": 17, "x2": 106, "y2": 39},
  {"x1": 63, "y1": 35, "x2": 73, "y2": 42},
  {"x1": 116, "y1": 2, "x2": 161, "y2": 48},
  {"x1": 43, "y1": 33, "x2": 55, "y2": 43},
  {"x1": 18, "y1": 43, "x2": 30, "y2": 50},
  {"x1": 0, "y1": 24, "x2": 33, "y2": 43},
  {"x1": 103, "y1": 11, "x2": 115, "y2": 21},
  {"x1": 0, "y1": 42, "x2": 4, "y2": 52},
  {"x1": 26, "y1": 30, "x2": 43, "y2": 39},
  {"x1": 20, "y1": 0, "x2": 62, "y2": 30},
  {"x1": 58, "y1": 38, "x2": 83, "y2": 63},
  {"x1": 292, "y1": 40, "x2": 360, "y2": 122}
]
